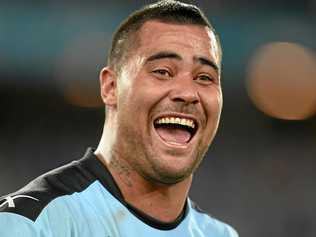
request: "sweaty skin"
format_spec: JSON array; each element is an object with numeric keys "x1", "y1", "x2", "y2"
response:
[{"x1": 96, "y1": 20, "x2": 222, "y2": 222}]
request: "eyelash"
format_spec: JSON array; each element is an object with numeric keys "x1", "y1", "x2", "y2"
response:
[
  {"x1": 152, "y1": 69, "x2": 215, "y2": 84},
  {"x1": 152, "y1": 69, "x2": 172, "y2": 78},
  {"x1": 195, "y1": 74, "x2": 214, "y2": 83}
]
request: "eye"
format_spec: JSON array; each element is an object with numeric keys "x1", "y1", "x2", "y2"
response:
[
  {"x1": 152, "y1": 68, "x2": 172, "y2": 78},
  {"x1": 195, "y1": 74, "x2": 215, "y2": 84}
]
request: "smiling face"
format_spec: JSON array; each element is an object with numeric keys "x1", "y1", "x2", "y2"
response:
[{"x1": 110, "y1": 20, "x2": 222, "y2": 184}]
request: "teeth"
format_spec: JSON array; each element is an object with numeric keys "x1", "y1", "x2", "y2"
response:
[
  {"x1": 180, "y1": 118, "x2": 186, "y2": 126},
  {"x1": 155, "y1": 117, "x2": 196, "y2": 129}
]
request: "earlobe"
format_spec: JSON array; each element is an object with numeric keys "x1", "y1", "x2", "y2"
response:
[{"x1": 99, "y1": 67, "x2": 117, "y2": 107}]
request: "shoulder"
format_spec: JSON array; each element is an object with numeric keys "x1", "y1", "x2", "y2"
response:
[
  {"x1": 0, "y1": 157, "x2": 96, "y2": 222},
  {"x1": 188, "y1": 199, "x2": 239, "y2": 237}
]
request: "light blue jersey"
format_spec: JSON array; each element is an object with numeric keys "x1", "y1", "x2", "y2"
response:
[{"x1": 0, "y1": 148, "x2": 238, "y2": 237}]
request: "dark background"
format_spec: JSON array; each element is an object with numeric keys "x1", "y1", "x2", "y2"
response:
[{"x1": 1, "y1": 1, "x2": 316, "y2": 236}]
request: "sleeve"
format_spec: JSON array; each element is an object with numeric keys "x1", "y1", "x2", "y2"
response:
[
  {"x1": 225, "y1": 224, "x2": 239, "y2": 237},
  {"x1": 0, "y1": 204, "x2": 73, "y2": 237},
  {"x1": 0, "y1": 212, "x2": 41, "y2": 237},
  {"x1": 0, "y1": 195, "x2": 83, "y2": 237}
]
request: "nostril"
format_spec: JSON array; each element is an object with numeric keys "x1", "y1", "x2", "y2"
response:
[
  {"x1": 172, "y1": 97, "x2": 186, "y2": 103},
  {"x1": 171, "y1": 96, "x2": 199, "y2": 104},
  {"x1": 169, "y1": 90, "x2": 200, "y2": 104}
]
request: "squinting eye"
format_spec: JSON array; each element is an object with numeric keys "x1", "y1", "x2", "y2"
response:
[
  {"x1": 196, "y1": 74, "x2": 214, "y2": 84},
  {"x1": 152, "y1": 69, "x2": 171, "y2": 77}
]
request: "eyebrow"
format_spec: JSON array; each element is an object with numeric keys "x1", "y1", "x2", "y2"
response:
[
  {"x1": 145, "y1": 51, "x2": 219, "y2": 72},
  {"x1": 145, "y1": 51, "x2": 182, "y2": 63},
  {"x1": 194, "y1": 56, "x2": 219, "y2": 73}
]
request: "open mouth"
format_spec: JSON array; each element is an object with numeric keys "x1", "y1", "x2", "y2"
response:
[{"x1": 153, "y1": 116, "x2": 198, "y2": 145}]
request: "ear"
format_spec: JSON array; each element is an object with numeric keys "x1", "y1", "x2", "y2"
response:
[{"x1": 99, "y1": 67, "x2": 117, "y2": 107}]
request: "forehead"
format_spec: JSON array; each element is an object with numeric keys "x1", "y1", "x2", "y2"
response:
[{"x1": 134, "y1": 20, "x2": 220, "y2": 66}]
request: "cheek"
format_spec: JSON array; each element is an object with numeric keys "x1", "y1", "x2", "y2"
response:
[
  {"x1": 215, "y1": 91, "x2": 223, "y2": 113},
  {"x1": 118, "y1": 86, "x2": 152, "y2": 123},
  {"x1": 203, "y1": 90, "x2": 223, "y2": 121},
  {"x1": 132, "y1": 79, "x2": 166, "y2": 110}
]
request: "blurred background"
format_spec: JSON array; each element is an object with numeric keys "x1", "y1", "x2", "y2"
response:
[{"x1": 1, "y1": 0, "x2": 316, "y2": 236}]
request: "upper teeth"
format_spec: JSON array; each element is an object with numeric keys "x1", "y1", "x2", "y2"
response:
[{"x1": 155, "y1": 117, "x2": 195, "y2": 129}]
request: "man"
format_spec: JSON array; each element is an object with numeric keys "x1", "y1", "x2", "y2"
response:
[{"x1": 0, "y1": 1, "x2": 238, "y2": 236}]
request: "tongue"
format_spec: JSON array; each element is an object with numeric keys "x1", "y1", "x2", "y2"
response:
[{"x1": 155, "y1": 126, "x2": 191, "y2": 144}]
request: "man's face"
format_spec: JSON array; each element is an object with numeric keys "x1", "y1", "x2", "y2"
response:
[{"x1": 113, "y1": 20, "x2": 222, "y2": 184}]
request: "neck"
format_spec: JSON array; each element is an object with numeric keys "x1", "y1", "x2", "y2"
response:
[
  {"x1": 95, "y1": 132, "x2": 192, "y2": 222},
  {"x1": 111, "y1": 155, "x2": 192, "y2": 222}
]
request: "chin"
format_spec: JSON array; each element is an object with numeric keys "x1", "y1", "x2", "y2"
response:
[{"x1": 145, "y1": 155, "x2": 199, "y2": 185}]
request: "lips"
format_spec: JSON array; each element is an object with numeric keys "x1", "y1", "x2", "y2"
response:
[{"x1": 153, "y1": 116, "x2": 198, "y2": 145}]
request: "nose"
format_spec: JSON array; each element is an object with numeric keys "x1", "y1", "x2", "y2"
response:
[{"x1": 168, "y1": 76, "x2": 200, "y2": 105}]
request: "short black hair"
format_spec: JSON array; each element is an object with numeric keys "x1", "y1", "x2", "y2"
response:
[{"x1": 108, "y1": 0, "x2": 222, "y2": 74}]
